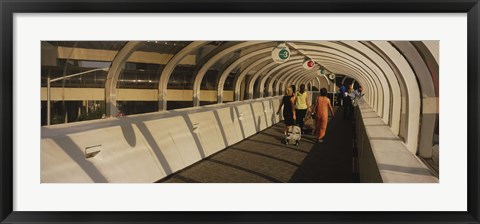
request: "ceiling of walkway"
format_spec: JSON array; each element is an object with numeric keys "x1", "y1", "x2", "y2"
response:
[
  {"x1": 42, "y1": 40, "x2": 439, "y2": 119},
  {"x1": 43, "y1": 41, "x2": 438, "y2": 91}
]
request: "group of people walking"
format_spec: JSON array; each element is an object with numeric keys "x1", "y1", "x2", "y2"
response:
[
  {"x1": 276, "y1": 84, "x2": 334, "y2": 143},
  {"x1": 276, "y1": 83, "x2": 364, "y2": 143},
  {"x1": 339, "y1": 84, "x2": 364, "y2": 120}
]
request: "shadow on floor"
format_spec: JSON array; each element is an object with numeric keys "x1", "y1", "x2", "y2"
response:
[{"x1": 158, "y1": 107, "x2": 357, "y2": 183}]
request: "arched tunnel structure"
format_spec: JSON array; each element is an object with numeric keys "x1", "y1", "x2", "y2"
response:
[{"x1": 41, "y1": 41, "x2": 439, "y2": 183}]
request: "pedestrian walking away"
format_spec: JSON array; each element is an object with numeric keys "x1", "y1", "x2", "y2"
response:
[
  {"x1": 314, "y1": 88, "x2": 335, "y2": 143},
  {"x1": 295, "y1": 84, "x2": 311, "y2": 134},
  {"x1": 277, "y1": 86, "x2": 296, "y2": 137}
]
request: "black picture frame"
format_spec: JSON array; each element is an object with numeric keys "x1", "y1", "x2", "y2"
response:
[{"x1": 1, "y1": 0, "x2": 479, "y2": 223}]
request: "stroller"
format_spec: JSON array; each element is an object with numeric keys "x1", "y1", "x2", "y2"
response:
[{"x1": 284, "y1": 125, "x2": 301, "y2": 146}]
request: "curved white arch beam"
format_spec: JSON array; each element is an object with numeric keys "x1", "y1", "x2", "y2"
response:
[
  {"x1": 297, "y1": 70, "x2": 369, "y2": 96},
  {"x1": 259, "y1": 57, "x2": 332, "y2": 97},
  {"x1": 271, "y1": 66, "x2": 319, "y2": 96},
  {"x1": 269, "y1": 52, "x2": 383, "y2": 97},
  {"x1": 301, "y1": 59, "x2": 373, "y2": 104},
  {"x1": 324, "y1": 75, "x2": 331, "y2": 86},
  {"x1": 298, "y1": 44, "x2": 388, "y2": 120},
  {"x1": 294, "y1": 71, "x2": 326, "y2": 93},
  {"x1": 316, "y1": 62, "x2": 371, "y2": 95},
  {"x1": 274, "y1": 61, "x2": 362, "y2": 99},
  {"x1": 152, "y1": 40, "x2": 406, "y2": 140},
  {"x1": 246, "y1": 56, "x2": 306, "y2": 98},
  {"x1": 292, "y1": 64, "x2": 370, "y2": 102},
  {"x1": 271, "y1": 63, "x2": 313, "y2": 96},
  {"x1": 285, "y1": 69, "x2": 317, "y2": 92},
  {"x1": 158, "y1": 41, "x2": 208, "y2": 111},
  {"x1": 324, "y1": 68, "x2": 372, "y2": 105},
  {"x1": 313, "y1": 61, "x2": 374, "y2": 105},
  {"x1": 246, "y1": 55, "x2": 305, "y2": 99},
  {"x1": 257, "y1": 65, "x2": 310, "y2": 99},
  {"x1": 285, "y1": 69, "x2": 315, "y2": 92},
  {"x1": 308, "y1": 75, "x2": 328, "y2": 89},
  {"x1": 306, "y1": 75, "x2": 335, "y2": 92},
  {"x1": 331, "y1": 45, "x2": 380, "y2": 110},
  {"x1": 216, "y1": 48, "x2": 273, "y2": 103},
  {"x1": 371, "y1": 41, "x2": 421, "y2": 154},
  {"x1": 315, "y1": 53, "x2": 382, "y2": 122},
  {"x1": 363, "y1": 41, "x2": 412, "y2": 139},
  {"x1": 296, "y1": 72, "x2": 317, "y2": 89},
  {"x1": 391, "y1": 41, "x2": 438, "y2": 158},
  {"x1": 298, "y1": 77, "x2": 313, "y2": 92},
  {"x1": 192, "y1": 41, "x2": 266, "y2": 106},
  {"x1": 297, "y1": 70, "x2": 350, "y2": 93},
  {"x1": 277, "y1": 61, "x2": 322, "y2": 88},
  {"x1": 307, "y1": 53, "x2": 381, "y2": 107},
  {"x1": 268, "y1": 60, "x2": 316, "y2": 94},
  {"x1": 105, "y1": 41, "x2": 143, "y2": 117},
  {"x1": 319, "y1": 61, "x2": 374, "y2": 104},
  {"x1": 342, "y1": 41, "x2": 402, "y2": 133},
  {"x1": 273, "y1": 67, "x2": 304, "y2": 96},
  {"x1": 294, "y1": 75, "x2": 315, "y2": 97},
  {"x1": 306, "y1": 51, "x2": 379, "y2": 92},
  {"x1": 275, "y1": 68, "x2": 348, "y2": 99},
  {"x1": 310, "y1": 56, "x2": 379, "y2": 109},
  {"x1": 297, "y1": 75, "x2": 332, "y2": 99},
  {"x1": 277, "y1": 66, "x2": 311, "y2": 91},
  {"x1": 315, "y1": 77, "x2": 322, "y2": 91},
  {"x1": 275, "y1": 50, "x2": 381, "y2": 110},
  {"x1": 300, "y1": 75, "x2": 334, "y2": 95},
  {"x1": 295, "y1": 42, "x2": 393, "y2": 124},
  {"x1": 263, "y1": 60, "x2": 306, "y2": 96},
  {"x1": 421, "y1": 41, "x2": 439, "y2": 65},
  {"x1": 404, "y1": 41, "x2": 439, "y2": 112},
  {"x1": 322, "y1": 67, "x2": 378, "y2": 105},
  {"x1": 194, "y1": 42, "x2": 241, "y2": 70},
  {"x1": 294, "y1": 41, "x2": 418, "y2": 144},
  {"x1": 308, "y1": 80, "x2": 313, "y2": 91},
  {"x1": 414, "y1": 41, "x2": 439, "y2": 96},
  {"x1": 273, "y1": 54, "x2": 379, "y2": 109},
  {"x1": 233, "y1": 57, "x2": 273, "y2": 101}
]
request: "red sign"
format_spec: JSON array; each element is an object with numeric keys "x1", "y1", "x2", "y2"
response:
[
  {"x1": 303, "y1": 59, "x2": 315, "y2": 69},
  {"x1": 307, "y1": 60, "x2": 314, "y2": 67}
]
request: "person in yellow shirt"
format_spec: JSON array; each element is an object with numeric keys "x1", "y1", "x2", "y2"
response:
[{"x1": 295, "y1": 84, "x2": 311, "y2": 134}]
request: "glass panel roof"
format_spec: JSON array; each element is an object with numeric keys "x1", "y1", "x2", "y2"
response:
[{"x1": 46, "y1": 41, "x2": 127, "y2": 51}]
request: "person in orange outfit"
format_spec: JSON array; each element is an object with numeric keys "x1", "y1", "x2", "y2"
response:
[{"x1": 314, "y1": 88, "x2": 335, "y2": 143}]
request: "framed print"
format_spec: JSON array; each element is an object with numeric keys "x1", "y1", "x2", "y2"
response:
[{"x1": 1, "y1": 0, "x2": 479, "y2": 223}]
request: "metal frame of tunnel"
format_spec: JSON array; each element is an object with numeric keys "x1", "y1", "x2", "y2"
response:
[{"x1": 101, "y1": 40, "x2": 434, "y2": 156}]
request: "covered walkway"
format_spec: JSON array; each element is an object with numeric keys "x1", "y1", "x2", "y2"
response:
[
  {"x1": 159, "y1": 107, "x2": 357, "y2": 183},
  {"x1": 40, "y1": 40, "x2": 440, "y2": 183}
]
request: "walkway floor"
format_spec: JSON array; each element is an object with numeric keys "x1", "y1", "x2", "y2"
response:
[{"x1": 158, "y1": 107, "x2": 357, "y2": 183}]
